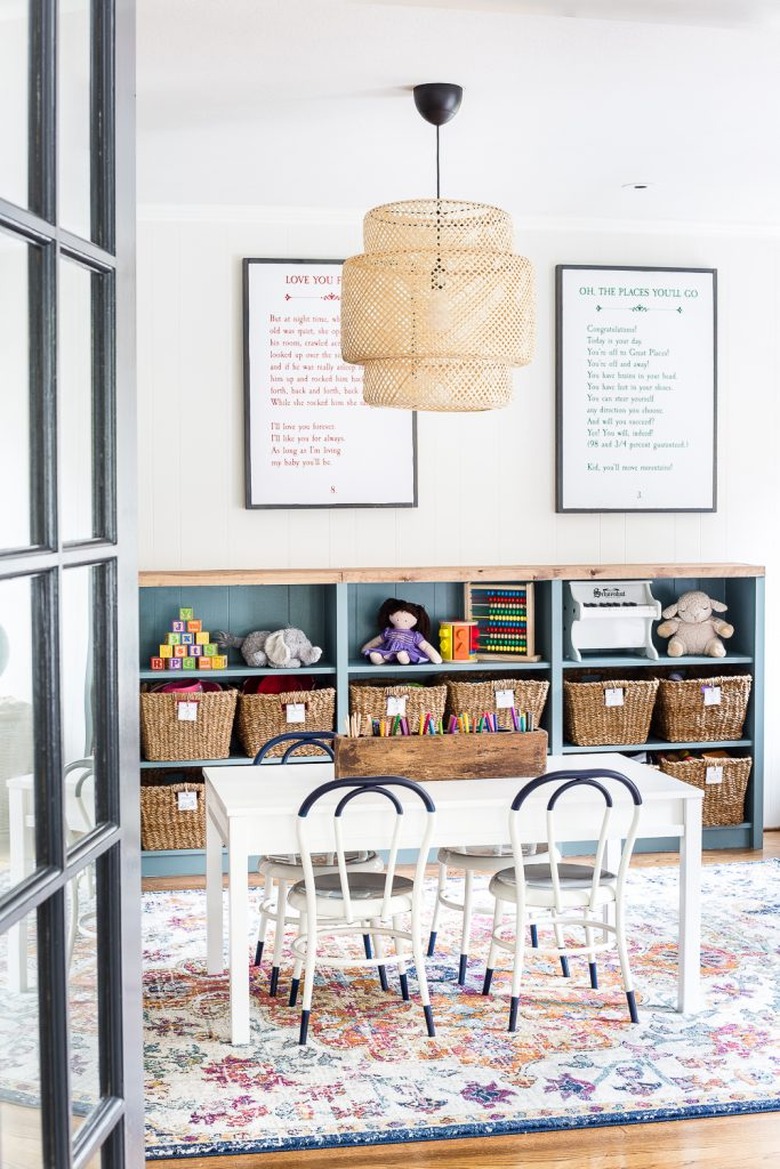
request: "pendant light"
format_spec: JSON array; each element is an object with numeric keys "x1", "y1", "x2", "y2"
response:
[{"x1": 340, "y1": 83, "x2": 535, "y2": 412}]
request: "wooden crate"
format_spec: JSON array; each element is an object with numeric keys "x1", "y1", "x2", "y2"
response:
[
  {"x1": 333, "y1": 729, "x2": 548, "y2": 782},
  {"x1": 463, "y1": 581, "x2": 540, "y2": 661}
]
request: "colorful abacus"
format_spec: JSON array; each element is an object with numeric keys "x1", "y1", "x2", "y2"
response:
[
  {"x1": 149, "y1": 607, "x2": 228, "y2": 671},
  {"x1": 464, "y1": 583, "x2": 538, "y2": 661}
]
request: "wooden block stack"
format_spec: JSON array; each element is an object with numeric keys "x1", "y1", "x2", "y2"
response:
[{"x1": 149, "y1": 607, "x2": 228, "y2": 671}]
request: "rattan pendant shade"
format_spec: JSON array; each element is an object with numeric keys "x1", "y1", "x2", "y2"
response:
[{"x1": 340, "y1": 86, "x2": 536, "y2": 412}]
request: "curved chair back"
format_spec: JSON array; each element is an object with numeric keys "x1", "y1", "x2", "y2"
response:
[
  {"x1": 296, "y1": 776, "x2": 436, "y2": 924},
  {"x1": 509, "y1": 768, "x2": 643, "y2": 913},
  {"x1": 253, "y1": 730, "x2": 336, "y2": 765}
]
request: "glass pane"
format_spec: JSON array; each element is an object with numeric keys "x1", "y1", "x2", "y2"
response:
[
  {"x1": 0, "y1": 0, "x2": 29, "y2": 211},
  {"x1": 0, "y1": 232, "x2": 32, "y2": 552},
  {"x1": 0, "y1": 905, "x2": 44, "y2": 1169},
  {"x1": 68, "y1": 861, "x2": 99, "y2": 1129},
  {"x1": 62, "y1": 567, "x2": 96, "y2": 834},
  {"x1": 59, "y1": 258, "x2": 95, "y2": 542},
  {"x1": 59, "y1": 0, "x2": 91, "y2": 239},
  {"x1": 0, "y1": 577, "x2": 35, "y2": 895}
]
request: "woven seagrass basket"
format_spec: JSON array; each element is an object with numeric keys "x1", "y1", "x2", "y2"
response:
[
  {"x1": 349, "y1": 682, "x2": 447, "y2": 735},
  {"x1": 564, "y1": 677, "x2": 659, "y2": 747},
  {"x1": 139, "y1": 688, "x2": 238, "y2": 761},
  {"x1": 653, "y1": 675, "x2": 751, "y2": 742},
  {"x1": 445, "y1": 677, "x2": 549, "y2": 731},
  {"x1": 140, "y1": 774, "x2": 205, "y2": 850},
  {"x1": 656, "y1": 754, "x2": 751, "y2": 827},
  {"x1": 237, "y1": 687, "x2": 335, "y2": 757}
]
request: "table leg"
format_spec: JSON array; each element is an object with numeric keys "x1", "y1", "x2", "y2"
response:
[
  {"x1": 677, "y1": 797, "x2": 703, "y2": 1013},
  {"x1": 205, "y1": 798, "x2": 224, "y2": 975},
  {"x1": 227, "y1": 821, "x2": 251, "y2": 1045}
]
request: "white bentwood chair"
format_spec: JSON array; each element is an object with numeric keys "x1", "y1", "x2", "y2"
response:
[
  {"x1": 287, "y1": 775, "x2": 437, "y2": 1045},
  {"x1": 481, "y1": 767, "x2": 643, "y2": 1031},
  {"x1": 427, "y1": 842, "x2": 560, "y2": 985},
  {"x1": 252, "y1": 731, "x2": 382, "y2": 996}
]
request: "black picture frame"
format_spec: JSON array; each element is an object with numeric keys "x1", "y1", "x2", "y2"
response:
[
  {"x1": 243, "y1": 258, "x2": 418, "y2": 509},
  {"x1": 555, "y1": 264, "x2": 717, "y2": 513}
]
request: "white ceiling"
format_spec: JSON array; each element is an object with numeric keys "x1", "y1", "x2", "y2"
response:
[{"x1": 136, "y1": 0, "x2": 780, "y2": 228}]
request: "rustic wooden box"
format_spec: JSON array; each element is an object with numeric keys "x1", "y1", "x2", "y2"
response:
[{"x1": 333, "y1": 729, "x2": 548, "y2": 782}]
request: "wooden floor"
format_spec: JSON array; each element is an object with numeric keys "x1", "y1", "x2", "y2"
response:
[{"x1": 146, "y1": 833, "x2": 780, "y2": 1169}]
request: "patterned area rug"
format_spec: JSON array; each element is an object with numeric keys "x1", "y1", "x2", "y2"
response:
[{"x1": 143, "y1": 860, "x2": 780, "y2": 1159}]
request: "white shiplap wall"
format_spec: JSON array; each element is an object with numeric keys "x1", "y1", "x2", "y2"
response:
[{"x1": 136, "y1": 207, "x2": 780, "y2": 824}]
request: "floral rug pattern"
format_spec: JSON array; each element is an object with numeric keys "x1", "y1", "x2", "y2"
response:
[{"x1": 141, "y1": 859, "x2": 780, "y2": 1158}]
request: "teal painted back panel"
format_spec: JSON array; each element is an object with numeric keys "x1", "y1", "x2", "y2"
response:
[{"x1": 139, "y1": 584, "x2": 337, "y2": 666}]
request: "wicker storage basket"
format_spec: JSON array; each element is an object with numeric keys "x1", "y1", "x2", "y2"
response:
[
  {"x1": 445, "y1": 677, "x2": 549, "y2": 731},
  {"x1": 656, "y1": 754, "x2": 751, "y2": 827},
  {"x1": 140, "y1": 773, "x2": 205, "y2": 850},
  {"x1": 139, "y1": 688, "x2": 238, "y2": 761},
  {"x1": 564, "y1": 677, "x2": 659, "y2": 746},
  {"x1": 653, "y1": 675, "x2": 751, "y2": 742},
  {"x1": 237, "y1": 687, "x2": 335, "y2": 757},
  {"x1": 349, "y1": 682, "x2": 447, "y2": 735}
]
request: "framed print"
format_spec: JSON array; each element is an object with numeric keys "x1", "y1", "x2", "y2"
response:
[
  {"x1": 243, "y1": 258, "x2": 417, "y2": 509},
  {"x1": 555, "y1": 265, "x2": 717, "y2": 512}
]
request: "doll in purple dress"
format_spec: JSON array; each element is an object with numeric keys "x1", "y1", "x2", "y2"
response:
[{"x1": 361, "y1": 598, "x2": 443, "y2": 666}]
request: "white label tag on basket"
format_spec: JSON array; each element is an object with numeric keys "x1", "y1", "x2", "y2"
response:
[
  {"x1": 177, "y1": 701, "x2": 198, "y2": 721},
  {"x1": 285, "y1": 703, "x2": 306, "y2": 724},
  {"x1": 605, "y1": 687, "x2": 625, "y2": 707},
  {"x1": 703, "y1": 685, "x2": 722, "y2": 707},
  {"x1": 495, "y1": 689, "x2": 515, "y2": 709},
  {"x1": 705, "y1": 765, "x2": 724, "y2": 785},
  {"x1": 386, "y1": 695, "x2": 407, "y2": 716},
  {"x1": 177, "y1": 790, "x2": 198, "y2": 811}
]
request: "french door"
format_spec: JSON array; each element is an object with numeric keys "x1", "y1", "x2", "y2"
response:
[{"x1": 0, "y1": 2, "x2": 142, "y2": 1167}]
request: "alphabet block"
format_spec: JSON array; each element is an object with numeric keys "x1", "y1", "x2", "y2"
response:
[
  {"x1": 197, "y1": 657, "x2": 212, "y2": 670},
  {"x1": 186, "y1": 620, "x2": 202, "y2": 633},
  {"x1": 211, "y1": 655, "x2": 228, "y2": 669},
  {"x1": 150, "y1": 657, "x2": 165, "y2": 670},
  {"x1": 167, "y1": 656, "x2": 182, "y2": 670},
  {"x1": 181, "y1": 632, "x2": 195, "y2": 645},
  {"x1": 159, "y1": 644, "x2": 173, "y2": 658},
  {"x1": 173, "y1": 644, "x2": 188, "y2": 658},
  {"x1": 195, "y1": 632, "x2": 210, "y2": 645},
  {"x1": 166, "y1": 632, "x2": 182, "y2": 645},
  {"x1": 203, "y1": 643, "x2": 218, "y2": 656},
  {"x1": 181, "y1": 656, "x2": 197, "y2": 670},
  {"x1": 171, "y1": 620, "x2": 185, "y2": 633},
  {"x1": 179, "y1": 608, "x2": 194, "y2": 621},
  {"x1": 188, "y1": 644, "x2": 202, "y2": 657}
]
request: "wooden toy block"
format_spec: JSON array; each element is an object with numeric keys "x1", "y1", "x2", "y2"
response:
[
  {"x1": 181, "y1": 656, "x2": 197, "y2": 670},
  {"x1": 173, "y1": 644, "x2": 188, "y2": 657},
  {"x1": 179, "y1": 607, "x2": 194, "y2": 621},
  {"x1": 197, "y1": 657, "x2": 212, "y2": 669},
  {"x1": 172, "y1": 620, "x2": 185, "y2": 633},
  {"x1": 166, "y1": 632, "x2": 182, "y2": 645},
  {"x1": 186, "y1": 620, "x2": 202, "y2": 633},
  {"x1": 195, "y1": 632, "x2": 210, "y2": 645},
  {"x1": 203, "y1": 643, "x2": 218, "y2": 656},
  {"x1": 159, "y1": 644, "x2": 173, "y2": 658},
  {"x1": 150, "y1": 657, "x2": 165, "y2": 670},
  {"x1": 167, "y1": 657, "x2": 182, "y2": 670},
  {"x1": 189, "y1": 644, "x2": 202, "y2": 656},
  {"x1": 211, "y1": 655, "x2": 228, "y2": 669},
  {"x1": 181, "y1": 632, "x2": 195, "y2": 645}
]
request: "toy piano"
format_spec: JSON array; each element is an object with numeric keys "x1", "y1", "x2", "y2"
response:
[{"x1": 563, "y1": 580, "x2": 661, "y2": 661}]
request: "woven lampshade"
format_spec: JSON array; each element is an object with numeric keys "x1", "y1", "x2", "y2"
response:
[{"x1": 341, "y1": 198, "x2": 535, "y2": 412}]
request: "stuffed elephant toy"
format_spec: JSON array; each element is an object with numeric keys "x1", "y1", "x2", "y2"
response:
[
  {"x1": 215, "y1": 626, "x2": 322, "y2": 668},
  {"x1": 656, "y1": 590, "x2": 734, "y2": 658}
]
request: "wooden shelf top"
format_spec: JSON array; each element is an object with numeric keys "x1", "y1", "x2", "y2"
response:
[{"x1": 139, "y1": 563, "x2": 765, "y2": 588}]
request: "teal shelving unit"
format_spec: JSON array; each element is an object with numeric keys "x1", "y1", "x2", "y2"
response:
[{"x1": 139, "y1": 564, "x2": 765, "y2": 874}]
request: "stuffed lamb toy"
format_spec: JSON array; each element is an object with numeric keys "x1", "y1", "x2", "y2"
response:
[
  {"x1": 215, "y1": 626, "x2": 322, "y2": 668},
  {"x1": 656, "y1": 590, "x2": 734, "y2": 658}
]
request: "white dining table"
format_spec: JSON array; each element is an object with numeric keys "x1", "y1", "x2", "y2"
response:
[{"x1": 204, "y1": 753, "x2": 703, "y2": 1045}]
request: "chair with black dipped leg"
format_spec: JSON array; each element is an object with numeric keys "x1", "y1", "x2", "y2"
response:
[
  {"x1": 252, "y1": 731, "x2": 382, "y2": 996},
  {"x1": 287, "y1": 775, "x2": 437, "y2": 1045},
  {"x1": 481, "y1": 768, "x2": 643, "y2": 1031}
]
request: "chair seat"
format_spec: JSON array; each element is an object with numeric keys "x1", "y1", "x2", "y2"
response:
[
  {"x1": 490, "y1": 862, "x2": 616, "y2": 909},
  {"x1": 259, "y1": 850, "x2": 380, "y2": 879},
  {"x1": 291, "y1": 870, "x2": 413, "y2": 902}
]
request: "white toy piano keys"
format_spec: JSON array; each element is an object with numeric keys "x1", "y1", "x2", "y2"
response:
[{"x1": 564, "y1": 580, "x2": 661, "y2": 661}]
